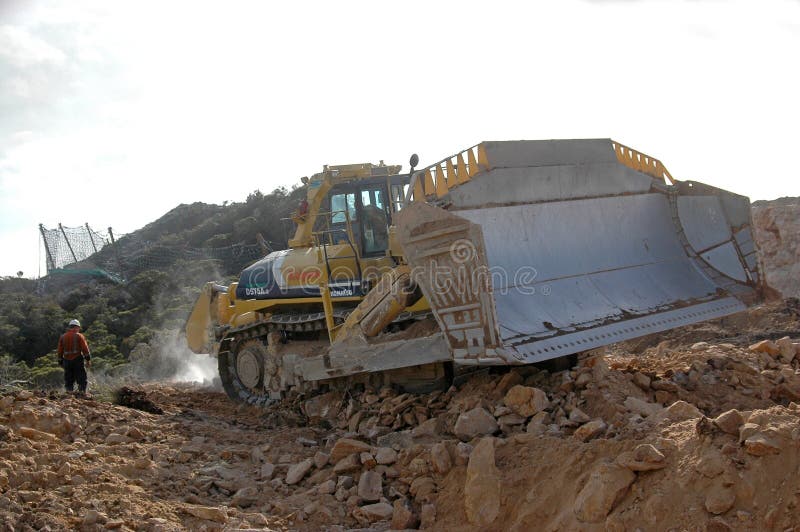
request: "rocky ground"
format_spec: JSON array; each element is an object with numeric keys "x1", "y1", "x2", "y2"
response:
[{"x1": 1, "y1": 300, "x2": 800, "y2": 531}]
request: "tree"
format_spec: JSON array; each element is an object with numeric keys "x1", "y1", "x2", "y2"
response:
[{"x1": 16, "y1": 271, "x2": 23, "y2": 278}]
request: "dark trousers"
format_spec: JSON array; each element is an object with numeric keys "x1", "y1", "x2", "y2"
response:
[{"x1": 64, "y1": 357, "x2": 87, "y2": 392}]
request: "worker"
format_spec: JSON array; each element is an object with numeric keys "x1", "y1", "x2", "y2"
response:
[{"x1": 57, "y1": 319, "x2": 91, "y2": 394}]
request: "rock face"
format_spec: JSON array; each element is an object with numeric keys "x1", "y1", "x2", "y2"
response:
[
  {"x1": 504, "y1": 385, "x2": 549, "y2": 417},
  {"x1": 454, "y1": 407, "x2": 498, "y2": 442},
  {"x1": 752, "y1": 197, "x2": 800, "y2": 298},
  {"x1": 464, "y1": 438, "x2": 500, "y2": 527},
  {"x1": 574, "y1": 463, "x2": 636, "y2": 523}
]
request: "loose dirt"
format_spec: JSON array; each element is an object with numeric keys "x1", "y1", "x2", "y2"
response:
[{"x1": 2, "y1": 300, "x2": 800, "y2": 531}]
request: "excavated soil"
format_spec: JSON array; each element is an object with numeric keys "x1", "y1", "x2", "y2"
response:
[{"x1": 2, "y1": 300, "x2": 800, "y2": 531}]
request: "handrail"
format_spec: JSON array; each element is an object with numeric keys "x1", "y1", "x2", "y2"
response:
[
  {"x1": 611, "y1": 140, "x2": 676, "y2": 184},
  {"x1": 405, "y1": 143, "x2": 490, "y2": 204}
]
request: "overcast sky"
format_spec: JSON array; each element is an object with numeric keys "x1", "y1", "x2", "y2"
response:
[{"x1": 1, "y1": 0, "x2": 798, "y2": 277}]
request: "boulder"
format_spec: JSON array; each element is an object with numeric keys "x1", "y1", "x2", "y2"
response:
[
  {"x1": 504, "y1": 385, "x2": 549, "y2": 417},
  {"x1": 18, "y1": 427, "x2": 57, "y2": 442},
  {"x1": 231, "y1": 487, "x2": 259, "y2": 508},
  {"x1": 360, "y1": 452, "x2": 376, "y2": 468},
  {"x1": 575, "y1": 371, "x2": 592, "y2": 389},
  {"x1": 260, "y1": 463, "x2": 275, "y2": 480},
  {"x1": 357, "y1": 470, "x2": 382, "y2": 502},
  {"x1": 454, "y1": 442, "x2": 473, "y2": 466},
  {"x1": 330, "y1": 438, "x2": 372, "y2": 462},
  {"x1": 573, "y1": 419, "x2": 607, "y2": 442},
  {"x1": 410, "y1": 476, "x2": 437, "y2": 501},
  {"x1": 695, "y1": 449, "x2": 726, "y2": 478},
  {"x1": 738, "y1": 423, "x2": 760, "y2": 444},
  {"x1": 497, "y1": 413, "x2": 527, "y2": 427},
  {"x1": 375, "y1": 447, "x2": 397, "y2": 465},
  {"x1": 776, "y1": 336, "x2": 796, "y2": 363},
  {"x1": 574, "y1": 463, "x2": 636, "y2": 523},
  {"x1": 454, "y1": 407, "x2": 498, "y2": 442},
  {"x1": 125, "y1": 426, "x2": 145, "y2": 441},
  {"x1": 392, "y1": 499, "x2": 419, "y2": 530},
  {"x1": 430, "y1": 442, "x2": 452, "y2": 475},
  {"x1": 412, "y1": 417, "x2": 443, "y2": 438},
  {"x1": 744, "y1": 434, "x2": 781, "y2": 456},
  {"x1": 184, "y1": 505, "x2": 228, "y2": 523},
  {"x1": 0, "y1": 396, "x2": 14, "y2": 413},
  {"x1": 705, "y1": 483, "x2": 735, "y2": 515},
  {"x1": 317, "y1": 479, "x2": 336, "y2": 494},
  {"x1": 569, "y1": 408, "x2": 591, "y2": 424},
  {"x1": 303, "y1": 391, "x2": 342, "y2": 420},
  {"x1": 312, "y1": 451, "x2": 328, "y2": 469},
  {"x1": 624, "y1": 396, "x2": 662, "y2": 417},
  {"x1": 617, "y1": 444, "x2": 666, "y2": 471},
  {"x1": 656, "y1": 400, "x2": 703, "y2": 423},
  {"x1": 713, "y1": 409, "x2": 744, "y2": 435},
  {"x1": 526, "y1": 411, "x2": 548, "y2": 436},
  {"x1": 494, "y1": 371, "x2": 523, "y2": 396},
  {"x1": 333, "y1": 453, "x2": 361, "y2": 474},
  {"x1": 353, "y1": 502, "x2": 393, "y2": 524},
  {"x1": 420, "y1": 504, "x2": 437, "y2": 529},
  {"x1": 83, "y1": 510, "x2": 106, "y2": 526},
  {"x1": 105, "y1": 433, "x2": 133, "y2": 445},
  {"x1": 749, "y1": 340, "x2": 780, "y2": 356},
  {"x1": 285, "y1": 458, "x2": 313, "y2": 485},
  {"x1": 377, "y1": 430, "x2": 414, "y2": 449},
  {"x1": 464, "y1": 438, "x2": 500, "y2": 526},
  {"x1": 16, "y1": 390, "x2": 33, "y2": 400},
  {"x1": 632, "y1": 372, "x2": 651, "y2": 391}
]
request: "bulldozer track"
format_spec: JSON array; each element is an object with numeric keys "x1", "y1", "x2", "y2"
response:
[{"x1": 216, "y1": 310, "x2": 433, "y2": 406}]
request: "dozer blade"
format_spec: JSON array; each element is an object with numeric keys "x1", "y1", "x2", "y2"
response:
[{"x1": 396, "y1": 139, "x2": 763, "y2": 365}]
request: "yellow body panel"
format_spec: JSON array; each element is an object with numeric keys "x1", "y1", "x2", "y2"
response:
[{"x1": 186, "y1": 159, "x2": 426, "y2": 355}]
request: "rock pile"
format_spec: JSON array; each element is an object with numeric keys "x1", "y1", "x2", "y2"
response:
[{"x1": 1, "y1": 302, "x2": 799, "y2": 530}]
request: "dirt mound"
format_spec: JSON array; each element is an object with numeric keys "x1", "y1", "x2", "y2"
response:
[
  {"x1": 1, "y1": 302, "x2": 800, "y2": 530},
  {"x1": 114, "y1": 386, "x2": 164, "y2": 415}
]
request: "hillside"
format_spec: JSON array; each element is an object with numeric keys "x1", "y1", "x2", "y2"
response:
[{"x1": 0, "y1": 186, "x2": 304, "y2": 386}]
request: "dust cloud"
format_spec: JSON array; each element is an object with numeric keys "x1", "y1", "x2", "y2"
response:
[{"x1": 128, "y1": 330, "x2": 220, "y2": 388}]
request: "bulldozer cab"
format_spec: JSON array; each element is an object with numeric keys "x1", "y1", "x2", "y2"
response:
[{"x1": 320, "y1": 174, "x2": 411, "y2": 257}]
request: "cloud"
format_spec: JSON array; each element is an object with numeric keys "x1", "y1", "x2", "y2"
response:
[
  {"x1": 0, "y1": 25, "x2": 66, "y2": 68},
  {"x1": 0, "y1": 0, "x2": 799, "y2": 278}
]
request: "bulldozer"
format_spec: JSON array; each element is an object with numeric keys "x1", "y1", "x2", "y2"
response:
[{"x1": 186, "y1": 139, "x2": 764, "y2": 405}]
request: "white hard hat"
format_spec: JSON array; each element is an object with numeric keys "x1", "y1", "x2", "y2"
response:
[{"x1": 68, "y1": 319, "x2": 81, "y2": 328}]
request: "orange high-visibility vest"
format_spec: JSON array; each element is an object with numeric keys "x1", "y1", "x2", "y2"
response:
[{"x1": 58, "y1": 330, "x2": 90, "y2": 361}]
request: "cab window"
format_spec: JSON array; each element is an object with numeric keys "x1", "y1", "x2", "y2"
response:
[
  {"x1": 330, "y1": 193, "x2": 357, "y2": 224},
  {"x1": 390, "y1": 184, "x2": 409, "y2": 212},
  {"x1": 360, "y1": 187, "x2": 389, "y2": 255}
]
